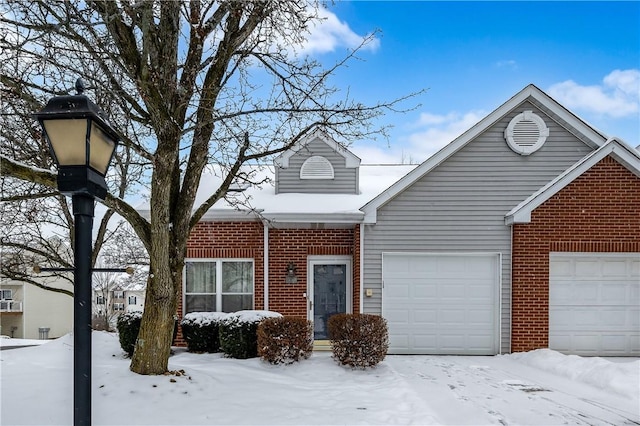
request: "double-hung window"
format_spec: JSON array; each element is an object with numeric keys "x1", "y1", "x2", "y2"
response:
[
  {"x1": 1, "y1": 289, "x2": 12, "y2": 300},
  {"x1": 184, "y1": 260, "x2": 254, "y2": 314}
]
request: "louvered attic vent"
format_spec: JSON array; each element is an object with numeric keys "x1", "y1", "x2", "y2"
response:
[
  {"x1": 504, "y1": 110, "x2": 549, "y2": 155},
  {"x1": 300, "y1": 156, "x2": 334, "y2": 179}
]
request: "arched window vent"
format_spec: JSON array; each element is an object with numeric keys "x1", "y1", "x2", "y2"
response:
[
  {"x1": 300, "y1": 156, "x2": 334, "y2": 179},
  {"x1": 504, "y1": 110, "x2": 549, "y2": 155}
]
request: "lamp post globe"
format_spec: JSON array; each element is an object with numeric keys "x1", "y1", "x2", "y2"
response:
[
  {"x1": 34, "y1": 78, "x2": 118, "y2": 200},
  {"x1": 34, "y1": 78, "x2": 119, "y2": 426}
]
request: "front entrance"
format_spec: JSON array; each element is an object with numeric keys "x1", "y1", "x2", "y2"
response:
[{"x1": 308, "y1": 256, "x2": 352, "y2": 340}]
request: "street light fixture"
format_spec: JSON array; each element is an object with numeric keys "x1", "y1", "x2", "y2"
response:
[{"x1": 34, "y1": 78, "x2": 119, "y2": 426}]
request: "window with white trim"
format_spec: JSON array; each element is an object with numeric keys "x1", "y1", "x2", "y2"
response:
[
  {"x1": 1, "y1": 289, "x2": 12, "y2": 300},
  {"x1": 184, "y1": 260, "x2": 254, "y2": 314},
  {"x1": 96, "y1": 295, "x2": 105, "y2": 305},
  {"x1": 113, "y1": 290, "x2": 125, "y2": 299},
  {"x1": 300, "y1": 156, "x2": 334, "y2": 179},
  {"x1": 128, "y1": 295, "x2": 137, "y2": 305},
  {"x1": 113, "y1": 303, "x2": 125, "y2": 311}
]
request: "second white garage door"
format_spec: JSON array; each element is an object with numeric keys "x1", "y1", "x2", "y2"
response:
[
  {"x1": 382, "y1": 253, "x2": 499, "y2": 355},
  {"x1": 549, "y1": 253, "x2": 640, "y2": 356}
]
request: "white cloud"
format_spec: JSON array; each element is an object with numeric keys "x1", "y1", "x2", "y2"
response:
[
  {"x1": 547, "y1": 69, "x2": 640, "y2": 118},
  {"x1": 300, "y1": 6, "x2": 380, "y2": 55},
  {"x1": 352, "y1": 111, "x2": 486, "y2": 165},
  {"x1": 495, "y1": 60, "x2": 518, "y2": 70},
  {"x1": 405, "y1": 111, "x2": 486, "y2": 161}
]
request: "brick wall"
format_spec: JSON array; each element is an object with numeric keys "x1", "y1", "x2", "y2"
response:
[
  {"x1": 512, "y1": 156, "x2": 640, "y2": 352},
  {"x1": 178, "y1": 222, "x2": 358, "y2": 345},
  {"x1": 268, "y1": 227, "x2": 356, "y2": 317}
]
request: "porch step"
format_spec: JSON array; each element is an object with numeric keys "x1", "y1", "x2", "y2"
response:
[{"x1": 313, "y1": 340, "x2": 331, "y2": 351}]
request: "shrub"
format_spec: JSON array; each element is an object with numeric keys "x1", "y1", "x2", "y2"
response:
[
  {"x1": 219, "y1": 310, "x2": 282, "y2": 359},
  {"x1": 258, "y1": 316, "x2": 313, "y2": 365},
  {"x1": 116, "y1": 311, "x2": 142, "y2": 357},
  {"x1": 327, "y1": 313, "x2": 389, "y2": 368},
  {"x1": 180, "y1": 312, "x2": 228, "y2": 353}
]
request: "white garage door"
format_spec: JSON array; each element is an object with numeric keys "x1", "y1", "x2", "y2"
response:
[
  {"x1": 382, "y1": 253, "x2": 499, "y2": 355},
  {"x1": 550, "y1": 253, "x2": 640, "y2": 356}
]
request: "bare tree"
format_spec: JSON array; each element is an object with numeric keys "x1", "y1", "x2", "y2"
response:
[{"x1": 0, "y1": 0, "x2": 420, "y2": 374}]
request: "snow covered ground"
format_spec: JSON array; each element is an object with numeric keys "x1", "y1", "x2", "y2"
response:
[{"x1": 1, "y1": 332, "x2": 638, "y2": 425}]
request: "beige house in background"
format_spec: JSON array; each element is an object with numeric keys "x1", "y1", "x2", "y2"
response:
[{"x1": 1, "y1": 275, "x2": 73, "y2": 340}]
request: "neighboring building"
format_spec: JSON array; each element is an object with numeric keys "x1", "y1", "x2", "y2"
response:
[
  {"x1": 0, "y1": 276, "x2": 73, "y2": 339},
  {"x1": 138, "y1": 84, "x2": 639, "y2": 356},
  {"x1": 93, "y1": 286, "x2": 145, "y2": 330}
]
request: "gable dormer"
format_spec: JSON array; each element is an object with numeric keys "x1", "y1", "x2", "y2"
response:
[{"x1": 274, "y1": 130, "x2": 361, "y2": 194}]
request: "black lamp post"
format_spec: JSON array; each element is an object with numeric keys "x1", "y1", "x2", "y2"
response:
[{"x1": 34, "y1": 79, "x2": 119, "y2": 426}]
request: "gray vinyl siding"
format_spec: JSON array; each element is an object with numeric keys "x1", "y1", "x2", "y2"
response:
[
  {"x1": 276, "y1": 137, "x2": 358, "y2": 194},
  {"x1": 362, "y1": 102, "x2": 595, "y2": 354}
]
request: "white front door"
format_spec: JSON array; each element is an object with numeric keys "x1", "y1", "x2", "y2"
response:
[{"x1": 308, "y1": 256, "x2": 352, "y2": 340}]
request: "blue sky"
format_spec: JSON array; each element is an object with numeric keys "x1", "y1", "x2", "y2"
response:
[{"x1": 302, "y1": 1, "x2": 640, "y2": 163}]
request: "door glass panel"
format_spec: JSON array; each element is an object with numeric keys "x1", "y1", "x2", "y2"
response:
[{"x1": 313, "y1": 264, "x2": 347, "y2": 340}]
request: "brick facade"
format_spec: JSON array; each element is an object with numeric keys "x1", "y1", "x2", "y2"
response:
[
  {"x1": 179, "y1": 221, "x2": 359, "y2": 345},
  {"x1": 512, "y1": 156, "x2": 640, "y2": 352}
]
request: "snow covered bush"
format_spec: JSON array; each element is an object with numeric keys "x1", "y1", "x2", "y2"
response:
[
  {"x1": 219, "y1": 310, "x2": 282, "y2": 359},
  {"x1": 116, "y1": 311, "x2": 142, "y2": 357},
  {"x1": 327, "y1": 313, "x2": 389, "y2": 368},
  {"x1": 180, "y1": 312, "x2": 228, "y2": 353},
  {"x1": 258, "y1": 317, "x2": 313, "y2": 365}
]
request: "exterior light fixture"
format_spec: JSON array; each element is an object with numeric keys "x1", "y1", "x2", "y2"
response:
[
  {"x1": 285, "y1": 262, "x2": 298, "y2": 284},
  {"x1": 34, "y1": 78, "x2": 119, "y2": 426},
  {"x1": 34, "y1": 78, "x2": 118, "y2": 200}
]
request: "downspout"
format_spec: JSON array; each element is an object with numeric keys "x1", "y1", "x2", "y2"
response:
[
  {"x1": 263, "y1": 223, "x2": 269, "y2": 311},
  {"x1": 506, "y1": 223, "x2": 513, "y2": 355},
  {"x1": 359, "y1": 223, "x2": 364, "y2": 314}
]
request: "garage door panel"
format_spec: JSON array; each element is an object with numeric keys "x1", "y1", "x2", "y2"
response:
[
  {"x1": 413, "y1": 283, "x2": 438, "y2": 298},
  {"x1": 413, "y1": 336, "x2": 438, "y2": 352},
  {"x1": 550, "y1": 259, "x2": 572, "y2": 276},
  {"x1": 413, "y1": 309, "x2": 437, "y2": 325},
  {"x1": 411, "y1": 257, "x2": 437, "y2": 273},
  {"x1": 550, "y1": 253, "x2": 640, "y2": 356},
  {"x1": 602, "y1": 260, "x2": 628, "y2": 276},
  {"x1": 601, "y1": 310, "x2": 628, "y2": 327},
  {"x1": 440, "y1": 284, "x2": 465, "y2": 299},
  {"x1": 383, "y1": 253, "x2": 499, "y2": 355},
  {"x1": 384, "y1": 309, "x2": 409, "y2": 325},
  {"x1": 575, "y1": 260, "x2": 600, "y2": 277},
  {"x1": 468, "y1": 308, "x2": 494, "y2": 325},
  {"x1": 602, "y1": 284, "x2": 629, "y2": 302},
  {"x1": 385, "y1": 283, "x2": 410, "y2": 298},
  {"x1": 601, "y1": 335, "x2": 629, "y2": 352}
]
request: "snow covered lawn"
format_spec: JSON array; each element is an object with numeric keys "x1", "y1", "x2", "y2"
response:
[{"x1": 1, "y1": 332, "x2": 638, "y2": 425}]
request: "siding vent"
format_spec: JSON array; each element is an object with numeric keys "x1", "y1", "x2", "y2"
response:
[
  {"x1": 300, "y1": 156, "x2": 334, "y2": 179},
  {"x1": 505, "y1": 110, "x2": 549, "y2": 155}
]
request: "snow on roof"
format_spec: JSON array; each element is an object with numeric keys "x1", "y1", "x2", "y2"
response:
[{"x1": 137, "y1": 164, "x2": 417, "y2": 223}]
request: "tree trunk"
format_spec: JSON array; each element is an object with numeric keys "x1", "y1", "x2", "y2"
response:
[{"x1": 129, "y1": 134, "x2": 184, "y2": 374}]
